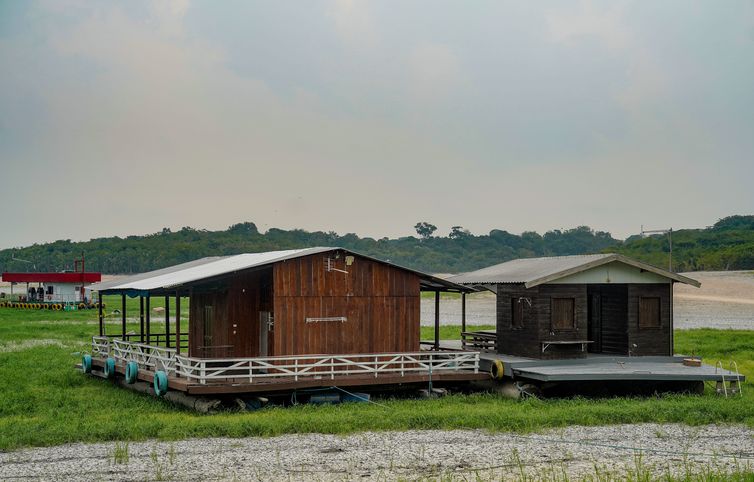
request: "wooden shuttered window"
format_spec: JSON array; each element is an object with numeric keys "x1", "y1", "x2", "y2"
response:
[
  {"x1": 511, "y1": 297, "x2": 524, "y2": 329},
  {"x1": 639, "y1": 297, "x2": 661, "y2": 328},
  {"x1": 551, "y1": 298, "x2": 575, "y2": 330}
]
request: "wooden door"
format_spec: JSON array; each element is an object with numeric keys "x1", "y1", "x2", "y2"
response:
[
  {"x1": 597, "y1": 285, "x2": 629, "y2": 355},
  {"x1": 587, "y1": 291, "x2": 602, "y2": 353},
  {"x1": 259, "y1": 311, "x2": 271, "y2": 357}
]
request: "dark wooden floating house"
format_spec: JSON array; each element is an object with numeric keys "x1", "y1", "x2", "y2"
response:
[
  {"x1": 451, "y1": 253, "x2": 700, "y2": 359},
  {"x1": 449, "y1": 254, "x2": 744, "y2": 392},
  {"x1": 85, "y1": 247, "x2": 484, "y2": 398}
]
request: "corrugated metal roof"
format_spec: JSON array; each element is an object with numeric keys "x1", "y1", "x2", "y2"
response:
[
  {"x1": 99, "y1": 248, "x2": 332, "y2": 292},
  {"x1": 94, "y1": 247, "x2": 471, "y2": 294},
  {"x1": 448, "y1": 253, "x2": 700, "y2": 288},
  {"x1": 88, "y1": 256, "x2": 228, "y2": 292}
]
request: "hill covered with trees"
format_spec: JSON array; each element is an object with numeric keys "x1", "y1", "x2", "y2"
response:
[
  {"x1": 607, "y1": 215, "x2": 754, "y2": 272},
  {"x1": 0, "y1": 215, "x2": 752, "y2": 274}
]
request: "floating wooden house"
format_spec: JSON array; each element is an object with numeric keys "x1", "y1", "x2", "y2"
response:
[
  {"x1": 84, "y1": 248, "x2": 483, "y2": 398},
  {"x1": 450, "y1": 254, "x2": 700, "y2": 359},
  {"x1": 449, "y1": 254, "x2": 744, "y2": 392}
]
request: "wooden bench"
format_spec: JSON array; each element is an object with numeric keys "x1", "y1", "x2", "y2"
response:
[
  {"x1": 461, "y1": 331, "x2": 497, "y2": 352},
  {"x1": 541, "y1": 340, "x2": 593, "y2": 354}
]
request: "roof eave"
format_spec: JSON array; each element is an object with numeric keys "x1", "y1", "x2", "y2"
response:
[
  {"x1": 522, "y1": 254, "x2": 701, "y2": 288},
  {"x1": 612, "y1": 254, "x2": 701, "y2": 287},
  {"x1": 523, "y1": 254, "x2": 620, "y2": 288}
]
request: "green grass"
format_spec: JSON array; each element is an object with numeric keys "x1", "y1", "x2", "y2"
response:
[
  {"x1": 420, "y1": 291, "x2": 494, "y2": 300},
  {"x1": 0, "y1": 306, "x2": 752, "y2": 452},
  {"x1": 420, "y1": 324, "x2": 496, "y2": 340}
]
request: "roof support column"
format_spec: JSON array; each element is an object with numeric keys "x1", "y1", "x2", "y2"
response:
[
  {"x1": 121, "y1": 294, "x2": 126, "y2": 341},
  {"x1": 461, "y1": 292, "x2": 466, "y2": 349},
  {"x1": 139, "y1": 296, "x2": 145, "y2": 343},
  {"x1": 434, "y1": 290, "x2": 440, "y2": 351},
  {"x1": 175, "y1": 293, "x2": 181, "y2": 355},
  {"x1": 669, "y1": 282, "x2": 674, "y2": 355},
  {"x1": 145, "y1": 295, "x2": 151, "y2": 345},
  {"x1": 98, "y1": 293, "x2": 103, "y2": 336},
  {"x1": 165, "y1": 295, "x2": 170, "y2": 348}
]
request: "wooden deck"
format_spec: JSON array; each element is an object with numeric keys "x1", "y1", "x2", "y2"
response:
[{"x1": 440, "y1": 340, "x2": 745, "y2": 383}]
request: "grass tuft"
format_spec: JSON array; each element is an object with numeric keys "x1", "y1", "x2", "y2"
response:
[{"x1": 110, "y1": 441, "x2": 129, "y2": 465}]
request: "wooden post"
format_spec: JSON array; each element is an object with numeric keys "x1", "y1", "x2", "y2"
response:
[
  {"x1": 121, "y1": 294, "x2": 127, "y2": 341},
  {"x1": 434, "y1": 290, "x2": 440, "y2": 351},
  {"x1": 146, "y1": 295, "x2": 151, "y2": 345},
  {"x1": 165, "y1": 295, "x2": 170, "y2": 348},
  {"x1": 98, "y1": 293, "x2": 104, "y2": 336},
  {"x1": 175, "y1": 293, "x2": 181, "y2": 354},
  {"x1": 669, "y1": 282, "x2": 674, "y2": 355},
  {"x1": 461, "y1": 291, "x2": 467, "y2": 349},
  {"x1": 461, "y1": 292, "x2": 467, "y2": 334},
  {"x1": 139, "y1": 296, "x2": 145, "y2": 343}
]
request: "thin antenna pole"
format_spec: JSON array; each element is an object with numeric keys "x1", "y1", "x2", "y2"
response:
[{"x1": 641, "y1": 226, "x2": 673, "y2": 272}]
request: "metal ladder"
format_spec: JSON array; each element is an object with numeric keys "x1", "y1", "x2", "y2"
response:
[{"x1": 715, "y1": 361, "x2": 743, "y2": 397}]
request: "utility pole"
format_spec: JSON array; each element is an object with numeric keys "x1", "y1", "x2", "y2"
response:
[
  {"x1": 640, "y1": 225, "x2": 673, "y2": 272},
  {"x1": 11, "y1": 253, "x2": 35, "y2": 270}
]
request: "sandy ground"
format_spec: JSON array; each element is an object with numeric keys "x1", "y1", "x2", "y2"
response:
[
  {"x1": 420, "y1": 270, "x2": 754, "y2": 329},
  {"x1": 674, "y1": 271, "x2": 754, "y2": 329},
  {"x1": 2, "y1": 424, "x2": 752, "y2": 481}
]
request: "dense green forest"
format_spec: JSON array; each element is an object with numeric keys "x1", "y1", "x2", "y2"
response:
[{"x1": 0, "y1": 216, "x2": 752, "y2": 274}]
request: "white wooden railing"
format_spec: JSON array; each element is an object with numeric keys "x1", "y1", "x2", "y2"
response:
[
  {"x1": 175, "y1": 351, "x2": 479, "y2": 385},
  {"x1": 92, "y1": 336, "x2": 111, "y2": 356},
  {"x1": 92, "y1": 339, "x2": 480, "y2": 385},
  {"x1": 111, "y1": 339, "x2": 177, "y2": 373}
]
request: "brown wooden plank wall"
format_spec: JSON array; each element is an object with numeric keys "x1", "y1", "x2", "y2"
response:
[
  {"x1": 272, "y1": 252, "x2": 420, "y2": 356},
  {"x1": 496, "y1": 284, "x2": 541, "y2": 358},
  {"x1": 188, "y1": 268, "x2": 273, "y2": 358},
  {"x1": 496, "y1": 284, "x2": 588, "y2": 359},
  {"x1": 189, "y1": 291, "x2": 229, "y2": 358},
  {"x1": 538, "y1": 285, "x2": 589, "y2": 359},
  {"x1": 496, "y1": 282, "x2": 672, "y2": 359}
]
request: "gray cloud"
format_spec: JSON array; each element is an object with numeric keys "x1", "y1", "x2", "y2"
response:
[{"x1": 0, "y1": 0, "x2": 752, "y2": 248}]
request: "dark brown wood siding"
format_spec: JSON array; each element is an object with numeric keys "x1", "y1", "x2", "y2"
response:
[
  {"x1": 495, "y1": 282, "x2": 672, "y2": 359},
  {"x1": 272, "y1": 252, "x2": 420, "y2": 356},
  {"x1": 538, "y1": 285, "x2": 588, "y2": 359},
  {"x1": 496, "y1": 284, "x2": 588, "y2": 359},
  {"x1": 496, "y1": 285, "x2": 541, "y2": 358},
  {"x1": 189, "y1": 291, "x2": 229, "y2": 358},
  {"x1": 627, "y1": 284, "x2": 672, "y2": 356}
]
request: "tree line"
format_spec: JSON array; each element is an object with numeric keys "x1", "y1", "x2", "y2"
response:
[{"x1": 0, "y1": 216, "x2": 752, "y2": 275}]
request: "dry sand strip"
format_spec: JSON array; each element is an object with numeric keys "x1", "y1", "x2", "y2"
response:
[{"x1": 2, "y1": 424, "x2": 753, "y2": 481}]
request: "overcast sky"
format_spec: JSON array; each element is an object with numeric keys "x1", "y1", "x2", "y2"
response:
[{"x1": 1, "y1": 1, "x2": 753, "y2": 249}]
